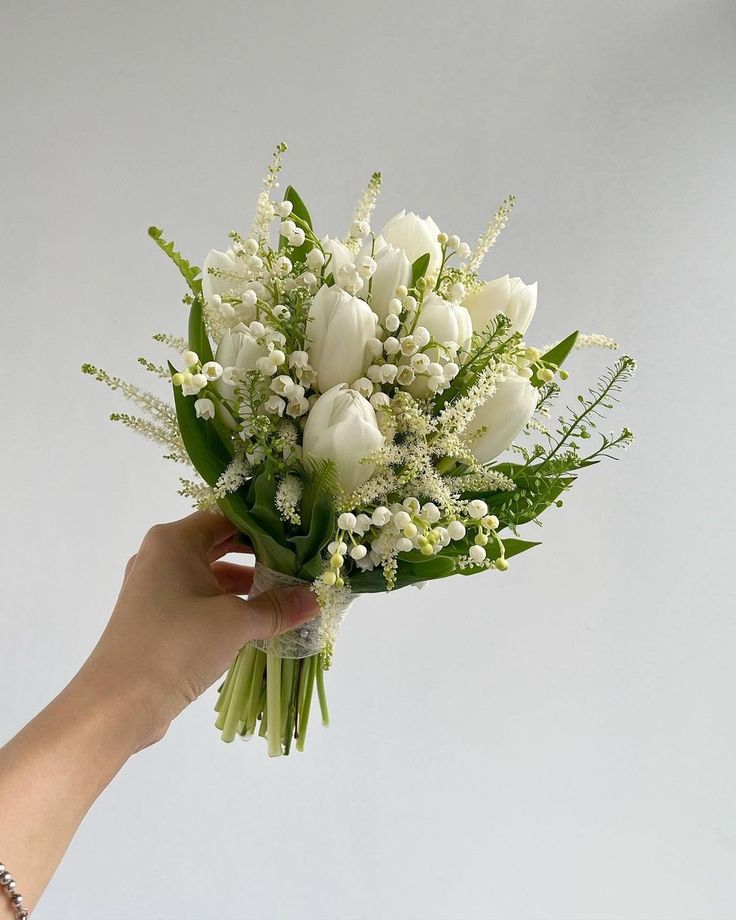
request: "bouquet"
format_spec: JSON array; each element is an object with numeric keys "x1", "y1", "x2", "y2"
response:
[{"x1": 84, "y1": 144, "x2": 635, "y2": 757}]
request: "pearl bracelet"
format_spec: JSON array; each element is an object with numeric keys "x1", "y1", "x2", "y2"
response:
[{"x1": 0, "y1": 864, "x2": 28, "y2": 919}]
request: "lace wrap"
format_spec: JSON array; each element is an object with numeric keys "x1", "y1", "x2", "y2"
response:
[{"x1": 249, "y1": 563, "x2": 354, "y2": 659}]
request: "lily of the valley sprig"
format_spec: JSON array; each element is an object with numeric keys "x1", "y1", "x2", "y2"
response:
[{"x1": 84, "y1": 143, "x2": 635, "y2": 756}]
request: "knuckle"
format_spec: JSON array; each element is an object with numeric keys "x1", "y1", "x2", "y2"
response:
[
  {"x1": 142, "y1": 523, "x2": 174, "y2": 552},
  {"x1": 262, "y1": 591, "x2": 284, "y2": 638}
]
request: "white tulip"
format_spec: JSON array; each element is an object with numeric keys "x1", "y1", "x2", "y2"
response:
[
  {"x1": 470, "y1": 370, "x2": 538, "y2": 463},
  {"x1": 306, "y1": 285, "x2": 377, "y2": 392},
  {"x1": 358, "y1": 235, "x2": 412, "y2": 322},
  {"x1": 417, "y1": 292, "x2": 473, "y2": 353},
  {"x1": 379, "y1": 210, "x2": 443, "y2": 275},
  {"x1": 302, "y1": 384, "x2": 384, "y2": 494},
  {"x1": 405, "y1": 292, "x2": 472, "y2": 399},
  {"x1": 322, "y1": 236, "x2": 354, "y2": 279},
  {"x1": 462, "y1": 275, "x2": 538, "y2": 337},
  {"x1": 202, "y1": 249, "x2": 249, "y2": 312},
  {"x1": 214, "y1": 328, "x2": 267, "y2": 427}
]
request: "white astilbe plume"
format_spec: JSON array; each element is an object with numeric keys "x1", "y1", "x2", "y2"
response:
[
  {"x1": 81, "y1": 365, "x2": 176, "y2": 426},
  {"x1": 342, "y1": 467, "x2": 401, "y2": 512},
  {"x1": 153, "y1": 332, "x2": 187, "y2": 353},
  {"x1": 466, "y1": 194, "x2": 515, "y2": 272},
  {"x1": 575, "y1": 332, "x2": 619, "y2": 350},
  {"x1": 250, "y1": 141, "x2": 288, "y2": 244},
  {"x1": 275, "y1": 474, "x2": 303, "y2": 525},
  {"x1": 344, "y1": 171, "x2": 382, "y2": 253},
  {"x1": 179, "y1": 477, "x2": 219, "y2": 511},
  {"x1": 528, "y1": 418, "x2": 551, "y2": 437},
  {"x1": 109, "y1": 412, "x2": 189, "y2": 464},
  {"x1": 540, "y1": 332, "x2": 620, "y2": 353},
  {"x1": 214, "y1": 456, "x2": 250, "y2": 498},
  {"x1": 433, "y1": 365, "x2": 500, "y2": 441},
  {"x1": 203, "y1": 299, "x2": 228, "y2": 344},
  {"x1": 137, "y1": 357, "x2": 170, "y2": 379},
  {"x1": 447, "y1": 469, "x2": 516, "y2": 493}
]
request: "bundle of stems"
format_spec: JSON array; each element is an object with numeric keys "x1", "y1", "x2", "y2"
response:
[{"x1": 214, "y1": 647, "x2": 330, "y2": 756}]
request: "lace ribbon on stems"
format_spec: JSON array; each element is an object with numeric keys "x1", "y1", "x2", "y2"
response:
[{"x1": 249, "y1": 563, "x2": 354, "y2": 659}]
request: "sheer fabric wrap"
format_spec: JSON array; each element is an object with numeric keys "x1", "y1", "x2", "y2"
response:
[{"x1": 249, "y1": 563, "x2": 354, "y2": 659}]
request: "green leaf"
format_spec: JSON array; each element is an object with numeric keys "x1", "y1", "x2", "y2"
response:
[
  {"x1": 172, "y1": 370, "x2": 298, "y2": 572},
  {"x1": 454, "y1": 538, "x2": 540, "y2": 576},
  {"x1": 169, "y1": 362, "x2": 230, "y2": 486},
  {"x1": 219, "y1": 491, "x2": 298, "y2": 576},
  {"x1": 503, "y1": 539, "x2": 541, "y2": 558},
  {"x1": 411, "y1": 253, "x2": 431, "y2": 288},
  {"x1": 245, "y1": 461, "x2": 287, "y2": 542},
  {"x1": 532, "y1": 330, "x2": 578, "y2": 387},
  {"x1": 292, "y1": 494, "x2": 334, "y2": 580},
  {"x1": 148, "y1": 226, "x2": 202, "y2": 295},
  {"x1": 283, "y1": 185, "x2": 313, "y2": 230},
  {"x1": 281, "y1": 186, "x2": 313, "y2": 263},
  {"x1": 187, "y1": 297, "x2": 213, "y2": 363}
]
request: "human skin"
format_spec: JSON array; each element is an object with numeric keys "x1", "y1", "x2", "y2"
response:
[{"x1": 0, "y1": 511, "x2": 319, "y2": 916}]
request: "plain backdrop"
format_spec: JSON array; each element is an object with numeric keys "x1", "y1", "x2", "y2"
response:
[{"x1": 1, "y1": 1, "x2": 735, "y2": 918}]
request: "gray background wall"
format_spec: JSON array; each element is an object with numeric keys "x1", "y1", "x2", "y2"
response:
[{"x1": 1, "y1": 1, "x2": 734, "y2": 918}]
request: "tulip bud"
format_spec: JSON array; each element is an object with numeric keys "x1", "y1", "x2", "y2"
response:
[
  {"x1": 202, "y1": 249, "x2": 250, "y2": 313},
  {"x1": 418, "y1": 293, "x2": 473, "y2": 353},
  {"x1": 214, "y1": 329, "x2": 268, "y2": 427},
  {"x1": 462, "y1": 275, "x2": 537, "y2": 337},
  {"x1": 379, "y1": 210, "x2": 444, "y2": 275},
  {"x1": 322, "y1": 236, "x2": 354, "y2": 279},
  {"x1": 407, "y1": 293, "x2": 472, "y2": 396},
  {"x1": 470, "y1": 369, "x2": 538, "y2": 463},
  {"x1": 357, "y1": 235, "x2": 412, "y2": 322},
  {"x1": 302, "y1": 384, "x2": 384, "y2": 494},
  {"x1": 306, "y1": 284, "x2": 378, "y2": 392}
]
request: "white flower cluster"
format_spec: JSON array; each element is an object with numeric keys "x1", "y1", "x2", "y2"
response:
[{"x1": 160, "y1": 156, "x2": 573, "y2": 589}]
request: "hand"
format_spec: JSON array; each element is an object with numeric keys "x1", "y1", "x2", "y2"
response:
[
  {"x1": 79, "y1": 510, "x2": 319, "y2": 751},
  {"x1": 0, "y1": 511, "x2": 319, "y2": 915}
]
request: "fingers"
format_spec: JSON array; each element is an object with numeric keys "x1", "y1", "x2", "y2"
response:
[
  {"x1": 210, "y1": 561, "x2": 255, "y2": 595},
  {"x1": 218, "y1": 586, "x2": 320, "y2": 643},
  {"x1": 208, "y1": 534, "x2": 253, "y2": 564},
  {"x1": 170, "y1": 510, "x2": 239, "y2": 555}
]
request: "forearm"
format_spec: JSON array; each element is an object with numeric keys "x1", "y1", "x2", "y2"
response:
[{"x1": 0, "y1": 665, "x2": 146, "y2": 915}]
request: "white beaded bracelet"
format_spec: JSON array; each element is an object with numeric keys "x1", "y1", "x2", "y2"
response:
[{"x1": 0, "y1": 863, "x2": 28, "y2": 919}]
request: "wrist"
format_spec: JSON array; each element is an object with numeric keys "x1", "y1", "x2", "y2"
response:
[{"x1": 68, "y1": 661, "x2": 169, "y2": 757}]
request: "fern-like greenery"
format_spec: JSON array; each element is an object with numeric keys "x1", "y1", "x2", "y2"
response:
[{"x1": 148, "y1": 226, "x2": 202, "y2": 295}]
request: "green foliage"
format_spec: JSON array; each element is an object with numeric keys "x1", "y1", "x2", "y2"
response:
[
  {"x1": 433, "y1": 313, "x2": 513, "y2": 410},
  {"x1": 475, "y1": 460, "x2": 577, "y2": 528},
  {"x1": 281, "y1": 186, "x2": 313, "y2": 263},
  {"x1": 148, "y1": 227, "x2": 202, "y2": 295},
  {"x1": 169, "y1": 361, "x2": 230, "y2": 485},
  {"x1": 531, "y1": 330, "x2": 579, "y2": 388},
  {"x1": 243, "y1": 462, "x2": 299, "y2": 574},
  {"x1": 291, "y1": 458, "x2": 338, "y2": 579},
  {"x1": 187, "y1": 297, "x2": 213, "y2": 363},
  {"x1": 411, "y1": 253, "x2": 431, "y2": 288},
  {"x1": 540, "y1": 355, "x2": 636, "y2": 468}
]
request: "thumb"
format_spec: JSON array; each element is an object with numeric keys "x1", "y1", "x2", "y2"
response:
[{"x1": 219, "y1": 586, "x2": 320, "y2": 643}]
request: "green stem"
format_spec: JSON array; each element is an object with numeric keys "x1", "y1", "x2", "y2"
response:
[
  {"x1": 316, "y1": 654, "x2": 330, "y2": 727},
  {"x1": 283, "y1": 659, "x2": 301, "y2": 755},
  {"x1": 214, "y1": 661, "x2": 236, "y2": 714},
  {"x1": 296, "y1": 656, "x2": 317, "y2": 752},
  {"x1": 221, "y1": 645, "x2": 255, "y2": 742},
  {"x1": 215, "y1": 655, "x2": 242, "y2": 730},
  {"x1": 244, "y1": 649, "x2": 267, "y2": 735},
  {"x1": 280, "y1": 659, "x2": 296, "y2": 741},
  {"x1": 266, "y1": 652, "x2": 282, "y2": 757}
]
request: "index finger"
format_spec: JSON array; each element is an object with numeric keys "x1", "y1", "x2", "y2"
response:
[{"x1": 171, "y1": 510, "x2": 239, "y2": 555}]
